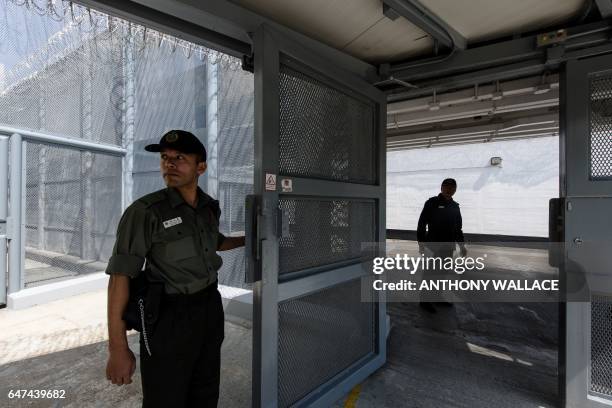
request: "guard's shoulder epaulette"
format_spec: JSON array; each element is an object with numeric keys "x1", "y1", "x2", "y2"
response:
[{"x1": 135, "y1": 188, "x2": 167, "y2": 208}]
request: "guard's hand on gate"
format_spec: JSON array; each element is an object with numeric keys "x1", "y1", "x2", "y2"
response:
[{"x1": 106, "y1": 347, "x2": 136, "y2": 386}]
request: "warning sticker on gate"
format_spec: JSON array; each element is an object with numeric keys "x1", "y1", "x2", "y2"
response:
[
  {"x1": 265, "y1": 173, "x2": 276, "y2": 191},
  {"x1": 281, "y1": 178, "x2": 293, "y2": 192}
]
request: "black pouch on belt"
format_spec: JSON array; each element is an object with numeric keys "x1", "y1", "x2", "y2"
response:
[{"x1": 122, "y1": 269, "x2": 164, "y2": 334}]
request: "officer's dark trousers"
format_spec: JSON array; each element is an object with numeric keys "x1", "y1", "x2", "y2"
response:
[
  {"x1": 421, "y1": 245, "x2": 455, "y2": 303},
  {"x1": 139, "y1": 283, "x2": 225, "y2": 408}
]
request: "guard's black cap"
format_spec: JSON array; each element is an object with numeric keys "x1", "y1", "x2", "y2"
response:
[
  {"x1": 441, "y1": 178, "x2": 457, "y2": 186},
  {"x1": 145, "y1": 130, "x2": 207, "y2": 161}
]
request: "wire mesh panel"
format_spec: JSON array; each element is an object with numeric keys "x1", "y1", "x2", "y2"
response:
[
  {"x1": 278, "y1": 278, "x2": 376, "y2": 407},
  {"x1": 278, "y1": 197, "x2": 376, "y2": 276},
  {"x1": 24, "y1": 142, "x2": 122, "y2": 286},
  {"x1": 0, "y1": 1, "x2": 125, "y2": 146},
  {"x1": 590, "y1": 295, "x2": 612, "y2": 397},
  {"x1": 589, "y1": 74, "x2": 612, "y2": 180},
  {"x1": 278, "y1": 62, "x2": 376, "y2": 184}
]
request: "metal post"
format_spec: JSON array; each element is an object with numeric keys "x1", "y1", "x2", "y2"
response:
[
  {"x1": 0, "y1": 138, "x2": 8, "y2": 220},
  {"x1": 0, "y1": 136, "x2": 8, "y2": 304},
  {"x1": 123, "y1": 25, "x2": 136, "y2": 208},
  {"x1": 20, "y1": 142, "x2": 26, "y2": 290},
  {"x1": 38, "y1": 64, "x2": 47, "y2": 251},
  {"x1": 82, "y1": 151, "x2": 95, "y2": 260},
  {"x1": 81, "y1": 40, "x2": 95, "y2": 261},
  {"x1": 206, "y1": 58, "x2": 219, "y2": 199},
  {"x1": 8, "y1": 133, "x2": 23, "y2": 294},
  {"x1": 38, "y1": 147, "x2": 46, "y2": 250}
]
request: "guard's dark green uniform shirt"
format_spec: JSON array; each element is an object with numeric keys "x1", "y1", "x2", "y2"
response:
[{"x1": 105, "y1": 186, "x2": 226, "y2": 294}]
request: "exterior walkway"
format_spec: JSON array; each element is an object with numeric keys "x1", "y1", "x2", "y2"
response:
[{"x1": 1, "y1": 243, "x2": 558, "y2": 407}]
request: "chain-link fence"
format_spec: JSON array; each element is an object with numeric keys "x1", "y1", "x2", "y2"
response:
[{"x1": 1, "y1": 0, "x2": 253, "y2": 289}]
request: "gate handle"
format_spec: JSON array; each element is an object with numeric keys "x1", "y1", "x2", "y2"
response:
[{"x1": 245, "y1": 195, "x2": 262, "y2": 283}]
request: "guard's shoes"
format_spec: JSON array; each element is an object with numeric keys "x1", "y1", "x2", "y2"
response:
[{"x1": 419, "y1": 302, "x2": 437, "y2": 314}]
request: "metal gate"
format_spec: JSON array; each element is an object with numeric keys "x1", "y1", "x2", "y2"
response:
[
  {"x1": 247, "y1": 25, "x2": 387, "y2": 408},
  {"x1": 561, "y1": 54, "x2": 612, "y2": 407}
]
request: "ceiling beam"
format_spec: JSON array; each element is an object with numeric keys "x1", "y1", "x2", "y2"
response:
[
  {"x1": 388, "y1": 75, "x2": 560, "y2": 115},
  {"x1": 387, "y1": 112, "x2": 558, "y2": 141},
  {"x1": 386, "y1": 112, "x2": 559, "y2": 150},
  {"x1": 382, "y1": 0, "x2": 466, "y2": 50},
  {"x1": 388, "y1": 90, "x2": 559, "y2": 128},
  {"x1": 387, "y1": 60, "x2": 549, "y2": 101},
  {"x1": 387, "y1": 20, "x2": 612, "y2": 85},
  {"x1": 596, "y1": 0, "x2": 612, "y2": 18}
]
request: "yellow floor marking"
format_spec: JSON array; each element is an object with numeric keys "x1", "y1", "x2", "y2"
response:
[{"x1": 344, "y1": 384, "x2": 362, "y2": 408}]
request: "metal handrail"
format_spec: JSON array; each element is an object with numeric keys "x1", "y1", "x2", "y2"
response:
[
  {"x1": 0, "y1": 125, "x2": 127, "y2": 156},
  {"x1": 0, "y1": 127, "x2": 127, "y2": 300}
]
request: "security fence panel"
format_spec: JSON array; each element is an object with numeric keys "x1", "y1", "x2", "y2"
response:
[
  {"x1": 24, "y1": 142, "x2": 123, "y2": 286},
  {"x1": 562, "y1": 55, "x2": 612, "y2": 408},
  {"x1": 250, "y1": 25, "x2": 386, "y2": 408},
  {"x1": 1, "y1": 1, "x2": 253, "y2": 291}
]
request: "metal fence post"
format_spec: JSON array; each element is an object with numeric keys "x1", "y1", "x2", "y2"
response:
[
  {"x1": 206, "y1": 58, "x2": 219, "y2": 199},
  {"x1": 8, "y1": 133, "x2": 23, "y2": 294},
  {"x1": 0, "y1": 136, "x2": 9, "y2": 304}
]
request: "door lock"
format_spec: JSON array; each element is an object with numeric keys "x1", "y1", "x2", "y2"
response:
[{"x1": 573, "y1": 237, "x2": 583, "y2": 245}]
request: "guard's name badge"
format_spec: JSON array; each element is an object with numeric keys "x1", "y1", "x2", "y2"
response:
[{"x1": 163, "y1": 217, "x2": 182, "y2": 229}]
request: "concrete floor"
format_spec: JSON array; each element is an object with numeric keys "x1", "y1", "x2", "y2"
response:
[
  {"x1": 351, "y1": 301, "x2": 558, "y2": 408},
  {"x1": 0, "y1": 289, "x2": 252, "y2": 408},
  {"x1": 1, "y1": 244, "x2": 558, "y2": 408}
]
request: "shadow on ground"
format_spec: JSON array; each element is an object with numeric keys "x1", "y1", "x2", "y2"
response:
[
  {"x1": 0, "y1": 320, "x2": 252, "y2": 408},
  {"x1": 351, "y1": 301, "x2": 558, "y2": 408}
]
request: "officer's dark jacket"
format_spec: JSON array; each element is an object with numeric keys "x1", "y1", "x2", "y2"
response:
[
  {"x1": 417, "y1": 193, "x2": 465, "y2": 244},
  {"x1": 105, "y1": 186, "x2": 226, "y2": 294}
]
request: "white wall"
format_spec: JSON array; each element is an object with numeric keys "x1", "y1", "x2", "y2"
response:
[{"x1": 387, "y1": 136, "x2": 559, "y2": 237}]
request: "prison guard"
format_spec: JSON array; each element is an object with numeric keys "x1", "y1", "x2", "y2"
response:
[{"x1": 105, "y1": 186, "x2": 226, "y2": 295}]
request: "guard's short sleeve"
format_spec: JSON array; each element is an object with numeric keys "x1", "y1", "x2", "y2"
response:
[{"x1": 105, "y1": 202, "x2": 152, "y2": 278}]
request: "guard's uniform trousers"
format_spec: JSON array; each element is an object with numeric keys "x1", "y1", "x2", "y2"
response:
[{"x1": 140, "y1": 281, "x2": 224, "y2": 408}]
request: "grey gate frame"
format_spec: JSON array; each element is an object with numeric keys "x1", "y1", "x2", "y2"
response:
[
  {"x1": 561, "y1": 54, "x2": 612, "y2": 407},
  {"x1": 250, "y1": 24, "x2": 387, "y2": 408}
]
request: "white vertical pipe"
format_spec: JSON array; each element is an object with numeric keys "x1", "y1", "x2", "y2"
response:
[
  {"x1": 20, "y1": 142, "x2": 26, "y2": 289},
  {"x1": 206, "y1": 59, "x2": 219, "y2": 199},
  {"x1": 8, "y1": 133, "x2": 22, "y2": 294},
  {"x1": 123, "y1": 26, "x2": 136, "y2": 208},
  {"x1": 81, "y1": 40, "x2": 95, "y2": 261},
  {"x1": 0, "y1": 136, "x2": 8, "y2": 304},
  {"x1": 0, "y1": 137, "x2": 8, "y2": 219}
]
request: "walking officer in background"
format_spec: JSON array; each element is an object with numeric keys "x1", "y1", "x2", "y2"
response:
[
  {"x1": 105, "y1": 129, "x2": 245, "y2": 407},
  {"x1": 416, "y1": 178, "x2": 467, "y2": 313}
]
